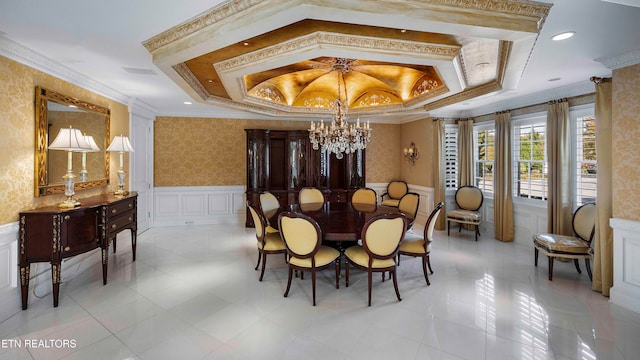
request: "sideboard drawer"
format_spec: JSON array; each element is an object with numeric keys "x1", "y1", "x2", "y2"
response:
[
  {"x1": 107, "y1": 211, "x2": 135, "y2": 236},
  {"x1": 106, "y1": 198, "x2": 135, "y2": 221}
]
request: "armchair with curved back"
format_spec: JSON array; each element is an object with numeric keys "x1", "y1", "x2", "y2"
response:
[
  {"x1": 351, "y1": 187, "x2": 378, "y2": 205},
  {"x1": 246, "y1": 202, "x2": 287, "y2": 281},
  {"x1": 398, "y1": 192, "x2": 420, "y2": 231},
  {"x1": 259, "y1": 191, "x2": 281, "y2": 234},
  {"x1": 533, "y1": 203, "x2": 596, "y2": 281},
  {"x1": 299, "y1": 187, "x2": 325, "y2": 205},
  {"x1": 380, "y1": 180, "x2": 408, "y2": 207},
  {"x1": 446, "y1": 186, "x2": 483, "y2": 241}
]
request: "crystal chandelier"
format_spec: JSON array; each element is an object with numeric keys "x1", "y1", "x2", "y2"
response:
[{"x1": 308, "y1": 59, "x2": 371, "y2": 159}]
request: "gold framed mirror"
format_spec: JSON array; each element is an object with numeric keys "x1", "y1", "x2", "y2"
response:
[{"x1": 35, "y1": 86, "x2": 110, "y2": 196}]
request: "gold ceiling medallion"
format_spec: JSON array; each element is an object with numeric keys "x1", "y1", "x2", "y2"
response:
[
  {"x1": 255, "y1": 88, "x2": 282, "y2": 103},
  {"x1": 413, "y1": 79, "x2": 440, "y2": 97}
]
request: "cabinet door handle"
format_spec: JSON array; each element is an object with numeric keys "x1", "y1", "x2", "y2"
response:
[
  {"x1": 128, "y1": 217, "x2": 132, "y2": 221},
  {"x1": 64, "y1": 215, "x2": 70, "y2": 220},
  {"x1": 111, "y1": 209, "x2": 117, "y2": 214},
  {"x1": 64, "y1": 246, "x2": 70, "y2": 252},
  {"x1": 111, "y1": 224, "x2": 117, "y2": 229},
  {"x1": 129, "y1": 203, "x2": 133, "y2": 208}
]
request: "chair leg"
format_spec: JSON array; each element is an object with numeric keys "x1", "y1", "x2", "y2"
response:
[
  {"x1": 447, "y1": 221, "x2": 450, "y2": 236},
  {"x1": 548, "y1": 257, "x2": 554, "y2": 281},
  {"x1": 475, "y1": 225, "x2": 480, "y2": 241},
  {"x1": 367, "y1": 271, "x2": 373, "y2": 307},
  {"x1": 335, "y1": 259, "x2": 340, "y2": 289},
  {"x1": 284, "y1": 267, "x2": 293, "y2": 297},
  {"x1": 345, "y1": 259, "x2": 350, "y2": 287},
  {"x1": 381, "y1": 272, "x2": 385, "y2": 282},
  {"x1": 585, "y1": 258, "x2": 593, "y2": 281},
  {"x1": 254, "y1": 250, "x2": 261, "y2": 270},
  {"x1": 427, "y1": 255, "x2": 433, "y2": 274},
  {"x1": 392, "y1": 270, "x2": 402, "y2": 302},
  {"x1": 421, "y1": 257, "x2": 430, "y2": 285},
  {"x1": 534, "y1": 248, "x2": 539, "y2": 266},
  {"x1": 259, "y1": 253, "x2": 267, "y2": 281},
  {"x1": 573, "y1": 259, "x2": 582, "y2": 274},
  {"x1": 312, "y1": 269, "x2": 317, "y2": 306}
]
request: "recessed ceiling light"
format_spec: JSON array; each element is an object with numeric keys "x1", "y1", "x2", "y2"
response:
[
  {"x1": 243, "y1": 42, "x2": 250, "y2": 46},
  {"x1": 400, "y1": 29, "x2": 407, "y2": 33},
  {"x1": 548, "y1": 77, "x2": 561, "y2": 82},
  {"x1": 551, "y1": 31, "x2": 575, "y2": 41},
  {"x1": 183, "y1": 101, "x2": 192, "y2": 105}
]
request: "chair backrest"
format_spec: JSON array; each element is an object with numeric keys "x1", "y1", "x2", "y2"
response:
[
  {"x1": 352, "y1": 188, "x2": 377, "y2": 205},
  {"x1": 259, "y1": 192, "x2": 280, "y2": 213},
  {"x1": 278, "y1": 212, "x2": 322, "y2": 259},
  {"x1": 454, "y1": 186, "x2": 483, "y2": 211},
  {"x1": 299, "y1": 187, "x2": 324, "y2": 204},
  {"x1": 398, "y1": 192, "x2": 420, "y2": 221},
  {"x1": 424, "y1": 202, "x2": 445, "y2": 244},
  {"x1": 247, "y1": 202, "x2": 265, "y2": 240},
  {"x1": 386, "y1": 181, "x2": 408, "y2": 200},
  {"x1": 361, "y1": 213, "x2": 407, "y2": 259},
  {"x1": 572, "y1": 203, "x2": 596, "y2": 243}
]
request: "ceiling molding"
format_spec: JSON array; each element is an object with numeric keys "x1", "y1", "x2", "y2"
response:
[{"x1": 595, "y1": 47, "x2": 640, "y2": 70}]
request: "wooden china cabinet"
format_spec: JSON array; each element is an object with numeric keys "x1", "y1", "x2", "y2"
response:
[{"x1": 245, "y1": 129, "x2": 365, "y2": 226}]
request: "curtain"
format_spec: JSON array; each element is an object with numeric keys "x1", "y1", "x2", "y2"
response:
[
  {"x1": 494, "y1": 111, "x2": 514, "y2": 242},
  {"x1": 433, "y1": 119, "x2": 446, "y2": 230},
  {"x1": 592, "y1": 78, "x2": 613, "y2": 296},
  {"x1": 546, "y1": 100, "x2": 573, "y2": 235},
  {"x1": 457, "y1": 119, "x2": 474, "y2": 187}
]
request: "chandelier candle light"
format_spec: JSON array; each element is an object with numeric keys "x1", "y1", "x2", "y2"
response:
[
  {"x1": 106, "y1": 135, "x2": 134, "y2": 196},
  {"x1": 79, "y1": 134, "x2": 101, "y2": 182},
  {"x1": 308, "y1": 58, "x2": 371, "y2": 159},
  {"x1": 47, "y1": 126, "x2": 92, "y2": 208}
]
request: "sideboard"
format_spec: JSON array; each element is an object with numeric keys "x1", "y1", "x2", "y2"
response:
[{"x1": 18, "y1": 192, "x2": 137, "y2": 309}]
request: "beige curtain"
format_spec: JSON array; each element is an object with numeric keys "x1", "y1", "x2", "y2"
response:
[
  {"x1": 458, "y1": 119, "x2": 475, "y2": 187},
  {"x1": 547, "y1": 100, "x2": 573, "y2": 235},
  {"x1": 433, "y1": 119, "x2": 446, "y2": 230},
  {"x1": 494, "y1": 111, "x2": 514, "y2": 241},
  {"x1": 592, "y1": 78, "x2": 613, "y2": 296}
]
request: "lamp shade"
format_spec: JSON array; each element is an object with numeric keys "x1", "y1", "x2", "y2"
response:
[
  {"x1": 80, "y1": 135, "x2": 101, "y2": 152},
  {"x1": 48, "y1": 127, "x2": 91, "y2": 151},
  {"x1": 106, "y1": 135, "x2": 134, "y2": 153}
]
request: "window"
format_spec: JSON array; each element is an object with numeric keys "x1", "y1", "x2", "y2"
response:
[
  {"x1": 445, "y1": 125, "x2": 458, "y2": 190},
  {"x1": 575, "y1": 112, "x2": 597, "y2": 206},
  {"x1": 474, "y1": 124, "x2": 494, "y2": 195},
  {"x1": 513, "y1": 116, "x2": 547, "y2": 201}
]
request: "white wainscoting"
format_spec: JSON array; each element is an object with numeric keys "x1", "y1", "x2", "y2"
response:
[
  {"x1": 368, "y1": 183, "x2": 434, "y2": 233},
  {"x1": 0, "y1": 222, "x2": 19, "y2": 321},
  {"x1": 153, "y1": 186, "x2": 246, "y2": 227},
  {"x1": 610, "y1": 218, "x2": 640, "y2": 314}
]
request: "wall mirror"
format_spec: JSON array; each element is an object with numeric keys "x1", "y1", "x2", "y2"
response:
[{"x1": 35, "y1": 86, "x2": 110, "y2": 196}]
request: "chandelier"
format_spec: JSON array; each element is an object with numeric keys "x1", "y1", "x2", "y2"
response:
[{"x1": 308, "y1": 58, "x2": 371, "y2": 159}]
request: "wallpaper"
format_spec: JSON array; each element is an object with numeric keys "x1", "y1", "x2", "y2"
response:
[
  {"x1": 612, "y1": 63, "x2": 640, "y2": 221},
  {"x1": 154, "y1": 118, "x2": 404, "y2": 186},
  {"x1": 400, "y1": 118, "x2": 433, "y2": 187},
  {"x1": 0, "y1": 55, "x2": 129, "y2": 224}
]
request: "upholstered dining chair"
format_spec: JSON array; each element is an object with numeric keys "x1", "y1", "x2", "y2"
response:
[
  {"x1": 345, "y1": 213, "x2": 407, "y2": 306},
  {"x1": 533, "y1": 203, "x2": 596, "y2": 281},
  {"x1": 259, "y1": 191, "x2": 280, "y2": 233},
  {"x1": 446, "y1": 186, "x2": 483, "y2": 241},
  {"x1": 398, "y1": 192, "x2": 420, "y2": 230},
  {"x1": 380, "y1": 180, "x2": 408, "y2": 207},
  {"x1": 398, "y1": 202, "x2": 444, "y2": 285},
  {"x1": 247, "y1": 202, "x2": 287, "y2": 281},
  {"x1": 299, "y1": 187, "x2": 324, "y2": 205},
  {"x1": 278, "y1": 211, "x2": 340, "y2": 306},
  {"x1": 352, "y1": 187, "x2": 377, "y2": 205}
]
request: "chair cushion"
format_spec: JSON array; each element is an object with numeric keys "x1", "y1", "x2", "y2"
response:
[
  {"x1": 345, "y1": 245, "x2": 396, "y2": 269},
  {"x1": 265, "y1": 225, "x2": 279, "y2": 234},
  {"x1": 447, "y1": 209, "x2": 481, "y2": 223},
  {"x1": 533, "y1": 233, "x2": 591, "y2": 254},
  {"x1": 399, "y1": 239, "x2": 430, "y2": 254},
  {"x1": 289, "y1": 246, "x2": 339, "y2": 268},
  {"x1": 257, "y1": 232, "x2": 286, "y2": 251},
  {"x1": 381, "y1": 199, "x2": 400, "y2": 207}
]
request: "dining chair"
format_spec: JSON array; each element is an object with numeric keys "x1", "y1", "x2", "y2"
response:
[
  {"x1": 345, "y1": 213, "x2": 407, "y2": 306},
  {"x1": 398, "y1": 202, "x2": 444, "y2": 285},
  {"x1": 247, "y1": 202, "x2": 287, "y2": 281},
  {"x1": 278, "y1": 211, "x2": 340, "y2": 306},
  {"x1": 533, "y1": 203, "x2": 596, "y2": 281},
  {"x1": 352, "y1": 187, "x2": 377, "y2": 205},
  {"x1": 398, "y1": 192, "x2": 420, "y2": 230},
  {"x1": 446, "y1": 186, "x2": 483, "y2": 241},
  {"x1": 259, "y1": 191, "x2": 280, "y2": 233},
  {"x1": 380, "y1": 180, "x2": 408, "y2": 207},
  {"x1": 299, "y1": 187, "x2": 324, "y2": 205}
]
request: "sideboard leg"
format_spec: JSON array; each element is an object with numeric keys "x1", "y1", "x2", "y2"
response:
[
  {"x1": 131, "y1": 228, "x2": 137, "y2": 261},
  {"x1": 20, "y1": 265, "x2": 30, "y2": 310},
  {"x1": 51, "y1": 263, "x2": 61, "y2": 307},
  {"x1": 102, "y1": 246, "x2": 109, "y2": 285}
]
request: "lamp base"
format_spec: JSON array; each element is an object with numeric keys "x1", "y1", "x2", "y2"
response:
[
  {"x1": 114, "y1": 189, "x2": 129, "y2": 197},
  {"x1": 58, "y1": 199, "x2": 81, "y2": 209}
]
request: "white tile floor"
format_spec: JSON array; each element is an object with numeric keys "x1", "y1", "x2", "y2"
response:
[{"x1": 2, "y1": 224, "x2": 640, "y2": 360}]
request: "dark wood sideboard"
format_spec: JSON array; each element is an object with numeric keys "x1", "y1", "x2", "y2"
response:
[{"x1": 18, "y1": 192, "x2": 137, "y2": 309}]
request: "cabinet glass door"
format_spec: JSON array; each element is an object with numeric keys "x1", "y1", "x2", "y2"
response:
[
  {"x1": 348, "y1": 149, "x2": 365, "y2": 188},
  {"x1": 289, "y1": 137, "x2": 307, "y2": 189},
  {"x1": 247, "y1": 137, "x2": 266, "y2": 189}
]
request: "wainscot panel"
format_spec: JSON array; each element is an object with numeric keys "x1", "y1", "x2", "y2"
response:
[
  {"x1": 610, "y1": 218, "x2": 640, "y2": 314},
  {"x1": 154, "y1": 186, "x2": 245, "y2": 227}
]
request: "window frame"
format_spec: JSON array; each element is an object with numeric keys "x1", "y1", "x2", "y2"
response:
[
  {"x1": 571, "y1": 104, "x2": 597, "y2": 209},
  {"x1": 511, "y1": 112, "x2": 548, "y2": 206},
  {"x1": 444, "y1": 124, "x2": 458, "y2": 195},
  {"x1": 473, "y1": 122, "x2": 495, "y2": 198}
]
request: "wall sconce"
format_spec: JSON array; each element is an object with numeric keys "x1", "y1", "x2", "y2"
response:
[
  {"x1": 106, "y1": 135, "x2": 134, "y2": 196},
  {"x1": 79, "y1": 134, "x2": 100, "y2": 182},
  {"x1": 403, "y1": 142, "x2": 419, "y2": 165},
  {"x1": 48, "y1": 126, "x2": 91, "y2": 208}
]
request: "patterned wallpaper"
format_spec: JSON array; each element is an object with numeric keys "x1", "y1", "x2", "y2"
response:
[
  {"x1": 612, "y1": 63, "x2": 640, "y2": 221},
  {"x1": 154, "y1": 117, "x2": 403, "y2": 186},
  {"x1": 0, "y1": 55, "x2": 129, "y2": 224},
  {"x1": 400, "y1": 118, "x2": 433, "y2": 187}
]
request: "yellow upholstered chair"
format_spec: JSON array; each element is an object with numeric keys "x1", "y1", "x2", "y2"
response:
[
  {"x1": 380, "y1": 180, "x2": 408, "y2": 207},
  {"x1": 352, "y1": 187, "x2": 377, "y2": 205},
  {"x1": 278, "y1": 212, "x2": 340, "y2": 306},
  {"x1": 446, "y1": 186, "x2": 483, "y2": 241},
  {"x1": 533, "y1": 203, "x2": 596, "y2": 281},
  {"x1": 259, "y1": 192, "x2": 280, "y2": 234},
  {"x1": 345, "y1": 213, "x2": 407, "y2": 306},
  {"x1": 398, "y1": 202, "x2": 444, "y2": 285},
  {"x1": 398, "y1": 192, "x2": 420, "y2": 230},
  {"x1": 299, "y1": 187, "x2": 324, "y2": 205},
  {"x1": 247, "y1": 202, "x2": 287, "y2": 281}
]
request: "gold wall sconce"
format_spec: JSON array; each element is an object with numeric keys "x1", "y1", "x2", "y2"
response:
[{"x1": 403, "y1": 142, "x2": 419, "y2": 165}]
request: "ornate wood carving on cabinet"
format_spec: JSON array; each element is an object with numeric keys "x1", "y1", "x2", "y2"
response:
[{"x1": 245, "y1": 129, "x2": 365, "y2": 226}]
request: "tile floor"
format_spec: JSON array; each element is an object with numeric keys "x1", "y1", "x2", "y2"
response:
[{"x1": 1, "y1": 223, "x2": 640, "y2": 360}]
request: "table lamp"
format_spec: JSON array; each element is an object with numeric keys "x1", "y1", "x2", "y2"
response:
[
  {"x1": 106, "y1": 135, "x2": 134, "y2": 196},
  {"x1": 48, "y1": 126, "x2": 91, "y2": 208},
  {"x1": 79, "y1": 134, "x2": 100, "y2": 182}
]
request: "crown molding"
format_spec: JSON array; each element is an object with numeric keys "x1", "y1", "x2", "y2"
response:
[{"x1": 595, "y1": 47, "x2": 640, "y2": 70}]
